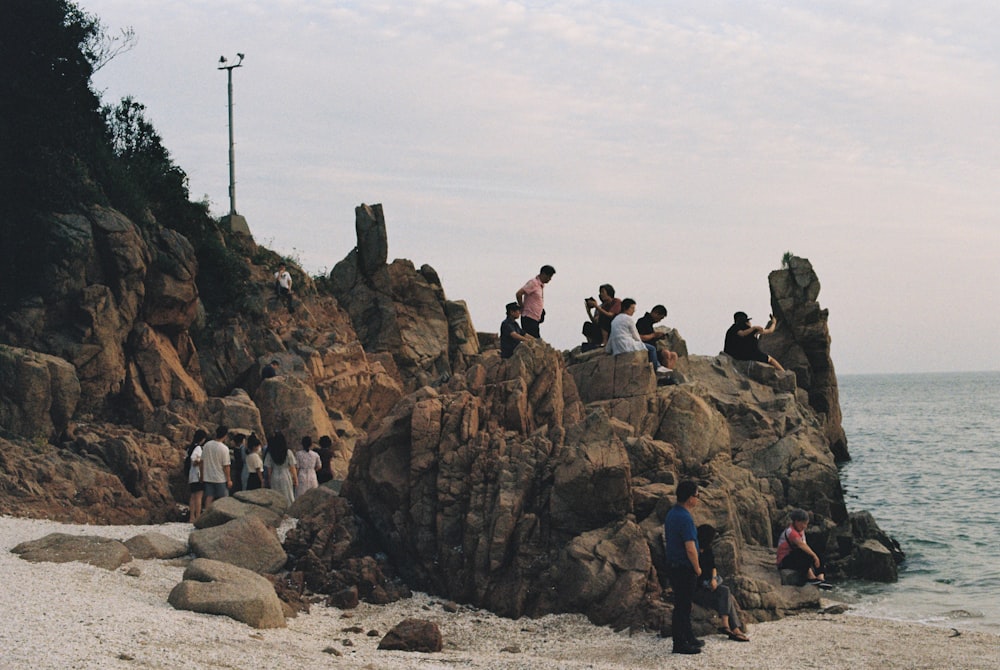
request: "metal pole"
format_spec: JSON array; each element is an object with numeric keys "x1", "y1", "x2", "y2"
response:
[{"x1": 218, "y1": 54, "x2": 244, "y2": 217}]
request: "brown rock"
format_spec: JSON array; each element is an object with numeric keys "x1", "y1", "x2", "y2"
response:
[
  {"x1": 0, "y1": 346, "x2": 80, "y2": 438},
  {"x1": 12, "y1": 533, "x2": 131, "y2": 570},
  {"x1": 168, "y1": 558, "x2": 285, "y2": 628},
  {"x1": 123, "y1": 531, "x2": 189, "y2": 559},
  {"x1": 189, "y1": 516, "x2": 287, "y2": 573},
  {"x1": 377, "y1": 618, "x2": 443, "y2": 653}
]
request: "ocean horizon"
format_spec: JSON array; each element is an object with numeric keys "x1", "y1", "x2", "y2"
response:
[{"x1": 838, "y1": 370, "x2": 1000, "y2": 633}]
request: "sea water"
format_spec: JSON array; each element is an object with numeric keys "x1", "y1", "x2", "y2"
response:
[{"x1": 838, "y1": 371, "x2": 1000, "y2": 633}]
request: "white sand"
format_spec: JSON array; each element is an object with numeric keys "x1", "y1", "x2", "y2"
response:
[{"x1": 1, "y1": 515, "x2": 996, "y2": 670}]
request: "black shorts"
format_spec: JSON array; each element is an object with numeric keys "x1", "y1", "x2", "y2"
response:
[{"x1": 189, "y1": 481, "x2": 204, "y2": 493}]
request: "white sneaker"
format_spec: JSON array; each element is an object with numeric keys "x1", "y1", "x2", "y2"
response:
[{"x1": 656, "y1": 366, "x2": 672, "y2": 374}]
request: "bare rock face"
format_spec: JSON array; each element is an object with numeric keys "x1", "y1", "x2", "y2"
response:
[
  {"x1": 0, "y1": 345, "x2": 80, "y2": 439},
  {"x1": 329, "y1": 204, "x2": 480, "y2": 391},
  {"x1": 764, "y1": 255, "x2": 849, "y2": 461}
]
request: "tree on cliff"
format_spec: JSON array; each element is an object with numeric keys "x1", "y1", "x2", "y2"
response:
[{"x1": 0, "y1": 0, "x2": 250, "y2": 315}]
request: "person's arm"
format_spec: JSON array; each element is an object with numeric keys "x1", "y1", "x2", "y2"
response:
[
  {"x1": 710, "y1": 567, "x2": 719, "y2": 590},
  {"x1": 197, "y1": 457, "x2": 204, "y2": 482},
  {"x1": 515, "y1": 286, "x2": 528, "y2": 307},
  {"x1": 511, "y1": 330, "x2": 533, "y2": 343},
  {"x1": 685, "y1": 540, "x2": 702, "y2": 576},
  {"x1": 761, "y1": 315, "x2": 778, "y2": 335},
  {"x1": 639, "y1": 329, "x2": 663, "y2": 343},
  {"x1": 314, "y1": 455, "x2": 321, "y2": 472},
  {"x1": 585, "y1": 298, "x2": 598, "y2": 321},
  {"x1": 791, "y1": 534, "x2": 821, "y2": 567},
  {"x1": 223, "y1": 464, "x2": 232, "y2": 489}
]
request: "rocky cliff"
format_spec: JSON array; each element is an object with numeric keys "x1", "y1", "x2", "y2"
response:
[{"x1": 1, "y1": 201, "x2": 901, "y2": 631}]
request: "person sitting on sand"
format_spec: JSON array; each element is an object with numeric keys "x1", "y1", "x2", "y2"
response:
[
  {"x1": 695, "y1": 524, "x2": 750, "y2": 642},
  {"x1": 724, "y1": 311, "x2": 784, "y2": 371},
  {"x1": 776, "y1": 509, "x2": 832, "y2": 589}
]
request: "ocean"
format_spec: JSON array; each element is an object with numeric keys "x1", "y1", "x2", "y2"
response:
[{"x1": 838, "y1": 371, "x2": 1000, "y2": 633}]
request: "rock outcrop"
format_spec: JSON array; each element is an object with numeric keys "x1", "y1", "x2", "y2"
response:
[{"x1": 168, "y1": 558, "x2": 286, "y2": 629}]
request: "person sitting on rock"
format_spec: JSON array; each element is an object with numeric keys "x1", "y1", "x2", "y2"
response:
[
  {"x1": 723, "y1": 311, "x2": 784, "y2": 371},
  {"x1": 584, "y1": 284, "x2": 621, "y2": 347},
  {"x1": 636, "y1": 304, "x2": 679, "y2": 371},
  {"x1": 607, "y1": 299, "x2": 670, "y2": 374},
  {"x1": 776, "y1": 509, "x2": 832, "y2": 589},
  {"x1": 500, "y1": 302, "x2": 533, "y2": 359},
  {"x1": 261, "y1": 359, "x2": 280, "y2": 379},
  {"x1": 695, "y1": 524, "x2": 750, "y2": 642}
]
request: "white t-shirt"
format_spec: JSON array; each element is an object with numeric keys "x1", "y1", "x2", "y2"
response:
[
  {"x1": 275, "y1": 270, "x2": 292, "y2": 290},
  {"x1": 187, "y1": 445, "x2": 203, "y2": 484},
  {"x1": 607, "y1": 313, "x2": 646, "y2": 355},
  {"x1": 201, "y1": 439, "x2": 231, "y2": 484}
]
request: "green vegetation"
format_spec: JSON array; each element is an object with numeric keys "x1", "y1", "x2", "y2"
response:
[
  {"x1": 782, "y1": 251, "x2": 794, "y2": 269},
  {"x1": 0, "y1": 0, "x2": 253, "y2": 317}
]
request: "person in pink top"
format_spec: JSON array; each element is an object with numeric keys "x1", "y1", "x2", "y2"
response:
[
  {"x1": 776, "y1": 509, "x2": 832, "y2": 589},
  {"x1": 515, "y1": 265, "x2": 555, "y2": 338}
]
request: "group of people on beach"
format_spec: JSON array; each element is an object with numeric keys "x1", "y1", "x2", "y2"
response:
[
  {"x1": 184, "y1": 424, "x2": 339, "y2": 522},
  {"x1": 501, "y1": 265, "x2": 786, "y2": 376},
  {"x1": 664, "y1": 480, "x2": 831, "y2": 654}
]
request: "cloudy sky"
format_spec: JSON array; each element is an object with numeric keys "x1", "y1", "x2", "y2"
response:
[{"x1": 81, "y1": 0, "x2": 999, "y2": 374}]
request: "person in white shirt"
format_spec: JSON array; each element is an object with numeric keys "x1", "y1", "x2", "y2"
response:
[
  {"x1": 201, "y1": 425, "x2": 232, "y2": 509},
  {"x1": 606, "y1": 298, "x2": 670, "y2": 374},
  {"x1": 274, "y1": 263, "x2": 294, "y2": 312},
  {"x1": 186, "y1": 429, "x2": 207, "y2": 523}
]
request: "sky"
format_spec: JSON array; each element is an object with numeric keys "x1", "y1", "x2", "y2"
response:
[{"x1": 80, "y1": 0, "x2": 1000, "y2": 375}]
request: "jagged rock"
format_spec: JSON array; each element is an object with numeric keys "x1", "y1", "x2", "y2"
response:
[
  {"x1": 567, "y1": 350, "x2": 655, "y2": 404},
  {"x1": 328, "y1": 204, "x2": 479, "y2": 391},
  {"x1": 144, "y1": 227, "x2": 200, "y2": 330},
  {"x1": 765, "y1": 256, "x2": 849, "y2": 461},
  {"x1": 286, "y1": 485, "x2": 338, "y2": 519},
  {"x1": 168, "y1": 558, "x2": 285, "y2": 628},
  {"x1": 11, "y1": 533, "x2": 131, "y2": 570},
  {"x1": 855, "y1": 540, "x2": 897, "y2": 582},
  {"x1": 654, "y1": 388, "x2": 730, "y2": 470},
  {"x1": 189, "y1": 516, "x2": 287, "y2": 573},
  {"x1": 377, "y1": 618, "x2": 443, "y2": 653},
  {"x1": 125, "y1": 321, "x2": 207, "y2": 411},
  {"x1": 0, "y1": 345, "x2": 80, "y2": 438},
  {"x1": 123, "y1": 531, "x2": 189, "y2": 559},
  {"x1": 194, "y1": 496, "x2": 282, "y2": 530}
]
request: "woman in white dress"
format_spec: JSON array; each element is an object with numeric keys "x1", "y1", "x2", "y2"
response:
[
  {"x1": 264, "y1": 432, "x2": 297, "y2": 505},
  {"x1": 295, "y1": 436, "x2": 321, "y2": 498},
  {"x1": 186, "y1": 429, "x2": 207, "y2": 523}
]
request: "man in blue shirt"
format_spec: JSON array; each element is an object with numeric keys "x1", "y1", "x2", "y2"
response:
[{"x1": 663, "y1": 480, "x2": 702, "y2": 654}]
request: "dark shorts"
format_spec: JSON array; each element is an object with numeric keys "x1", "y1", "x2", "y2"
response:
[
  {"x1": 189, "y1": 481, "x2": 204, "y2": 493},
  {"x1": 204, "y1": 482, "x2": 229, "y2": 499}
]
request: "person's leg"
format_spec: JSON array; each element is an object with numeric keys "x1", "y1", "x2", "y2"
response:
[
  {"x1": 521, "y1": 317, "x2": 540, "y2": 338},
  {"x1": 645, "y1": 343, "x2": 659, "y2": 368},
  {"x1": 189, "y1": 490, "x2": 202, "y2": 522},
  {"x1": 767, "y1": 355, "x2": 785, "y2": 371},
  {"x1": 726, "y1": 592, "x2": 743, "y2": 632},
  {"x1": 661, "y1": 349, "x2": 678, "y2": 369},
  {"x1": 669, "y1": 565, "x2": 698, "y2": 651}
]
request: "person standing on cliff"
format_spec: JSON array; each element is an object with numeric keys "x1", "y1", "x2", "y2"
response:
[
  {"x1": 664, "y1": 480, "x2": 703, "y2": 655},
  {"x1": 201, "y1": 425, "x2": 232, "y2": 509},
  {"x1": 274, "y1": 263, "x2": 294, "y2": 312},
  {"x1": 515, "y1": 265, "x2": 555, "y2": 338},
  {"x1": 724, "y1": 311, "x2": 784, "y2": 371}
]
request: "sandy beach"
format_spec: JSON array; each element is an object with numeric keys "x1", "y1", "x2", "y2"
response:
[{"x1": 0, "y1": 515, "x2": 995, "y2": 670}]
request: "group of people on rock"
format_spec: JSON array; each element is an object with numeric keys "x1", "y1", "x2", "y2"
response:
[
  {"x1": 185, "y1": 425, "x2": 339, "y2": 522},
  {"x1": 664, "y1": 479, "x2": 831, "y2": 654},
  {"x1": 501, "y1": 265, "x2": 785, "y2": 376}
]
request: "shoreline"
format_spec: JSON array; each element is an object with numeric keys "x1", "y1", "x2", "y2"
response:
[{"x1": 1, "y1": 515, "x2": 996, "y2": 670}]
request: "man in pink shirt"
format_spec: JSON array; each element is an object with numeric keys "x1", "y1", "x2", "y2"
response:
[{"x1": 515, "y1": 265, "x2": 555, "y2": 338}]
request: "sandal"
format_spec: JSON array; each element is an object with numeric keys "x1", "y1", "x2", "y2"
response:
[
  {"x1": 717, "y1": 627, "x2": 732, "y2": 635},
  {"x1": 727, "y1": 631, "x2": 750, "y2": 642}
]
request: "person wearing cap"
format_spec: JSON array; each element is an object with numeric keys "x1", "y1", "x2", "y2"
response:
[
  {"x1": 776, "y1": 509, "x2": 832, "y2": 589},
  {"x1": 723, "y1": 311, "x2": 785, "y2": 371},
  {"x1": 515, "y1": 265, "x2": 555, "y2": 338},
  {"x1": 500, "y1": 302, "x2": 534, "y2": 359}
]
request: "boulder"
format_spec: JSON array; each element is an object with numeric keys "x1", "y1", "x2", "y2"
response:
[
  {"x1": 11, "y1": 533, "x2": 131, "y2": 570},
  {"x1": 194, "y1": 496, "x2": 282, "y2": 529},
  {"x1": 0, "y1": 346, "x2": 80, "y2": 439},
  {"x1": 123, "y1": 531, "x2": 189, "y2": 560},
  {"x1": 168, "y1": 558, "x2": 285, "y2": 628},
  {"x1": 189, "y1": 516, "x2": 287, "y2": 573},
  {"x1": 377, "y1": 619, "x2": 443, "y2": 653},
  {"x1": 255, "y1": 374, "x2": 335, "y2": 443},
  {"x1": 286, "y1": 485, "x2": 338, "y2": 519},
  {"x1": 855, "y1": 539, "x2": 898, "y2": 582},
  {"x1": 233, "y1": 488, "x2": 292, "y2": 517},
  {"x1": 567, "y1": 350, "x2": 655, "y2": 404}
]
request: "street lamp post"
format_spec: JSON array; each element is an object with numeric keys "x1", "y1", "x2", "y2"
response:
[{"x1": 218, "y1": 53, "x2": 244, "y2": 217}]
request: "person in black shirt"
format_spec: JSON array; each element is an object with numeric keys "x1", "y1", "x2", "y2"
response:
[
  {"x1": 695, "y1": 524, "x2": 750, "y2": 642},
  {"x1": 723, "y1": 311, "x2": 784, "y2": 371},
  {"x1": 500, "y1": 302, "x2": 533, "y2": 359},
  {"x1": 635, "y1": 304, "x2": 678, "y2": 371}
]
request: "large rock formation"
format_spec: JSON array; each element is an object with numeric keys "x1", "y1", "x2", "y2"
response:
[
  {"x1": 762, "y1": 255, "x2": 849, "y2": 461},
  {"x1": 328, "y1": 204, "x2": 479, "y2": 391}
]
